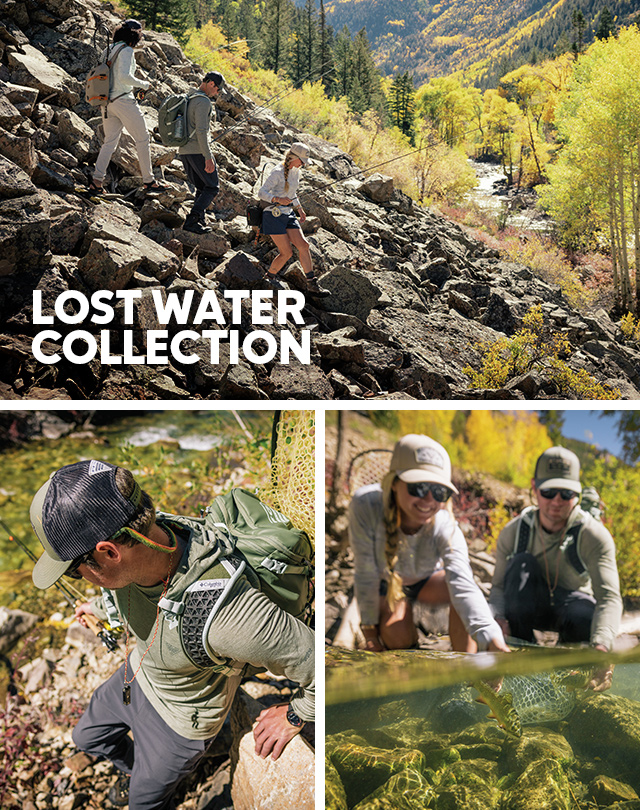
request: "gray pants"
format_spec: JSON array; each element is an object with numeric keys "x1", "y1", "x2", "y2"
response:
[{"x1": 72, "y1": 662, "x2": 212, "y2": 810}]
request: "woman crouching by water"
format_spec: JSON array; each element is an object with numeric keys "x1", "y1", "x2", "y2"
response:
[
  {"x1": 258, "y1": 142, "x2": 329, "y2": 298},
  {"x1": 349, "y1": 434, "x2": 510, "y2": 653}
]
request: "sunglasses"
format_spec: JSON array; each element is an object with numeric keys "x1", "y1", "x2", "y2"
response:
[
  {"x1": 538, "y1": 488, "x2": 577, "y2": 501},
  {"x1": 66, "y1": 549, "x2": 94, "y2": 579},
  {"x1": 406, "y1": 481, "x2": 453, "y2": 503}
]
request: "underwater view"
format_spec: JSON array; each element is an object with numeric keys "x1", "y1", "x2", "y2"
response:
[{"x1": 326, "y1": 645, "x2": 640, "y2": 810}]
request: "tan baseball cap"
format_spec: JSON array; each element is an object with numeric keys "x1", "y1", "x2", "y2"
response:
[
  {"x1": 534, "y1": 446, "x2": 581, "y2": 494},
  {"x1": 389, "y1": 434, "x2": 458, "y2": 493},
  {"x1": 289, "y1": 142, "x2": 310, "y2": 165}
]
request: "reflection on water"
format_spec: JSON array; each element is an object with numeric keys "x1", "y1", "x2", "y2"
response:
[{"x1": 326, "y1": 646, "x2": 640, "y2": 809}]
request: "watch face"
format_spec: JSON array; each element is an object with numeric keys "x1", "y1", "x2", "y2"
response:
[{"x1": 286, "y1": 707, "x2": 304, "y2": 727}]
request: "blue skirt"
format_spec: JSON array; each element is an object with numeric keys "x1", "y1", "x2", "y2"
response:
[{"x1": 262, "y1": 209, "x2": 301, "y2": 235}]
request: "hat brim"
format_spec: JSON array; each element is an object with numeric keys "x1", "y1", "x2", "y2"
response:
[
  {"x1": 30, "y1": 477, "x2": 73, "y2": 589},
  {"x1": 535, "y1": 478, "x2": 581, "y2": 494},
  {"x1": 397, "y1": 469, "x2": 459, "y2": 494},
  {"x1": 32, "y1": 553, "x2": 73, "y2": 589}
]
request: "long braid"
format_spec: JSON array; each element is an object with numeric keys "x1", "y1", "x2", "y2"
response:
[
  {"x1": 283, "y1": 151, "x2": 295, "y2": 194},
  {"x1": 381, "y1": 472, "x2": 404, "y2": 610}
]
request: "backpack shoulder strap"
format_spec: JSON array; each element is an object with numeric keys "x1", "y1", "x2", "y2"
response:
[
  {"x1": 171, "y1": 553, "x2": 248, "y2": 671},
  {"x1": 561, "y1": 521, "x2": 587, "y2": 575},
  {"x1": 512, "y1": 506, "x2": 536, "y2": 556}
]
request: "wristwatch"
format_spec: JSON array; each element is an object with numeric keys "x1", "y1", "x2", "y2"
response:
[{"x1": 286, "y1": 706, "x2": 305, "y2": 728}]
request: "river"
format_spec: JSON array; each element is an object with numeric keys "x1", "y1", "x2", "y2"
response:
[{"x1": 467, "y1": 159, "x2": 552, "y2": 232}]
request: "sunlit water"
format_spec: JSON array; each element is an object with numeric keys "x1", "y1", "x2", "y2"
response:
[
  {"x1": 466, "y1": 160, "x2": 551, "y2": 232},
  {"x1": 326, "y1": 645, "x2": 640, "y2": 810}
]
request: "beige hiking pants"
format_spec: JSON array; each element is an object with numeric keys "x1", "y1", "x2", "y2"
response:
[{"x1": 93, "y1": 96, "x2": 153, "y2": 184}]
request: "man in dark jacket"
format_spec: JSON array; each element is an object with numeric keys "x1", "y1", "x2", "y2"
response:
[{"x1": 178, "y1": 72, "x2": 224, "y2": 234}]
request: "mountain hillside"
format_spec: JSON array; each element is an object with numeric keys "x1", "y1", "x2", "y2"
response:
[
  {"x1": 322, "y1": 0, "x2": 639, "y2": 84},
  {"x1": 2, "y1": 0, "x2": 640, "y2": 400}
]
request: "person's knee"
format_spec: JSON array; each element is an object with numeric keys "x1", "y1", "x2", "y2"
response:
[{"x1": 279, "y1": 245, "x2": 293, "y2": 261}]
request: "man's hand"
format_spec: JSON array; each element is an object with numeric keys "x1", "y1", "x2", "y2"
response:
[
  {"x1": 296, "y1": 207, "x2": 307, "y2": 223},
  {"x1": 588, "y1": 644, "x2": 614, "y2": 691},
  {"x1": 253, "y1": 703, "x2": 302, "y2": 760},
  {"x1": 74, "y1": 601, "x2": 95, "y2": 628},
  {"x1": 488, "y1": 635, "x2": 511, "y2": 653},
  {"x1": 205, "y1": 158, "x2": 216, "y2": 174}
]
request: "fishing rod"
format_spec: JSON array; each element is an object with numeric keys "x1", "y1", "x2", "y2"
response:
[
  {"x1": 296, "y1": 143, "x2": 427, "y2": 203},
  {"x1": 294, "y1": 122, "x2": 486, "y2": 203},
  {"x1": 0, "y1": 516, "x2": 121, "y2": 653}
]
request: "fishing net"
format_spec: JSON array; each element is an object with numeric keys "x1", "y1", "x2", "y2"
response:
[
  {"x1": 346, "y1": 449, "x2": 392, "y2": 498},
  {"x1": 259, "y1": 410, "x2": 315, "y2": 545}
]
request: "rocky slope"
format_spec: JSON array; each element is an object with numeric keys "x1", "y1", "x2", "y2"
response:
[
  {"x1": 1, "y1": 0, "x2": 639, "y2": 400},
  {"x1": 0, "y1": 609, "x2": 315, "y2": 810}
]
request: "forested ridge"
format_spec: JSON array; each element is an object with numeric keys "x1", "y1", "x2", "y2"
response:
[{"x1": 320, "y1": 0, "x2": 639, "y2": 83}]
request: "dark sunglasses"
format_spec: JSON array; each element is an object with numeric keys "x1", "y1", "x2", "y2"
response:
[
  {"x1": 406, "y1": 481, "x2": 452, "y2": 503},
  {"x1": 538, "y1": 488, "x2": 577, "y2": 501},
  {"x1": 66, "y1": 549, "x2": 94, "y2": 579}
]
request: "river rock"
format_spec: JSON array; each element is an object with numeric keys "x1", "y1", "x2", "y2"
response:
[
  {"x1": 499, "y1": 758, "x2": 571, "y2": 810},
  {"x1": 0, "y1": 606, "x2": 40, "y2": 651}
]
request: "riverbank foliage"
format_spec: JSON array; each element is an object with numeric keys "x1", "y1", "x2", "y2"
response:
[{"x1": 463, "y1": 305, "x2": 620, "y2": 399}]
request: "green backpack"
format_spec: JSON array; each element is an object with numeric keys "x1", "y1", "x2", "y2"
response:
[
  {"x1": 157, "y1": 89, "x2": 211, "y2": 148},
  {"x1": 170, "y1": 488, "x2": 313, "y2": 671},
  {"x1": 203, "y1": 487, "x2": 314, "y2": 621},
  {"x1": 102, "y1": 489, "x2": 314, "y2": 672}
]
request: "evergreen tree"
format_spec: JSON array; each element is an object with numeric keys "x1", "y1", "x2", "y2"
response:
[
  {"x1": 300, "y1": 0, "x2": 319, "y2": 82},
  {"x1": 236, "y1": 0, "x2": 259, "y2": 64},
  {"x1": 332, "y1": 25, "x2": 352, "y2": 100},
  {"x1": 571, "y1": 8, "x2": 587, "y2": 58},
  {"x1": 349, "y1": 28, "x2": 382, "y2": 113},
  {"x1": 388, "y1": 71, "x2": 416, "y2": 143},
  {"x1": 596, "y1": 6, "x2": 615, "y2": 39},
  {"x1": 126, "y1": 0, "x2": 192, "y2": 42},
  {"x1": 318, "y1": 0, "x2": 334, "y2": 95},
  {"x1": 259, "y1": 0, "x2": 294, "y2": 72}
]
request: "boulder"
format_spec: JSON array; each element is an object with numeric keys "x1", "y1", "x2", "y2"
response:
[
  {"x1": 77, "y1": 239, "x2": 143, "y2": 291},
  {"x1": 358, "y1": 173, "x2": 394, "y2": 203},
  {"x1": 7, "y1": 43, "x2": 81, "y2": 106}
]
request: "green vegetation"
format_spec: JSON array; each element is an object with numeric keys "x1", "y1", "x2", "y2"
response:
[
  {"x1": 463, "y1": 305, "x2": 620, "y2": 400},
  {"x1": 128, "y1": 0, "x2": 640, "y2": 317}
]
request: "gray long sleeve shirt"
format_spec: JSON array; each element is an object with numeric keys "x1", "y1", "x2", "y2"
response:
[
  {"x1": 178, "y1": 88, "x2": 214, "y2": 160},
  {"x1": 349, "y1": 484, "x2": 504, "y2": 650},
  {"x1": 90, "y1": 517, "x2": 314, "y2": 740},
  {"x1": 489, "y1": 506, "x2": 622, "y2": 650}
]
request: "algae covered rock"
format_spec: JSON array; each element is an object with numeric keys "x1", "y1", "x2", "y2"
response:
[
  {"x1": 352, "y1": 768, "x2": 435, "y2": 809},
  {"x1": 330, "y1": 743, "x2": 426, "y2": 808},
  {"x1": 326, "y1": 755, "x2": 348, "y2": 810},
  {"x1": 377, "y1": 699, "x2": 410, "y2": 723},
  {"x1": 499, "y1": 758, "x2": 571, "y2": 810},
  {"x1": 365, "y1": 717, "x2": 431, "y2": 751},
  {"x1": 503, "y1": 728, "x2": 574, "y2": 774},
  {"x1": 589, "y1": 774, "x2": 639, "y2": 804},
  {"x1": 435, "y1": 768, "x2": 499, "y2": 810},
  {"x1": 568, "y1": 694, "x2": 640, "y2": 791}
]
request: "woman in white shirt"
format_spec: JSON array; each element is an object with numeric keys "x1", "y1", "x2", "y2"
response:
[
  {"x1": 90, "y1": 20, "x2": 167, "y2": 194},
  {"x1": 349, "y1": 433, "x2": 510, "y2": 653},
  {"x1": 258, "y1": 143, "x2": 329, "y2": 298}
]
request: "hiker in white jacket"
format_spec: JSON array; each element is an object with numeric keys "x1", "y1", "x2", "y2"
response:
[
  {"x1": 350, "y1": 434, "x2": 509, "y2": 653},
  {"x1": 91, "y1": 20, "x2": 167, "y2": 194}
]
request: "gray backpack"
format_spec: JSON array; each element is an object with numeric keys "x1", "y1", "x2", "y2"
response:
[{"x1": 85, "y1": 43, "x2": 127, "y2": 107}]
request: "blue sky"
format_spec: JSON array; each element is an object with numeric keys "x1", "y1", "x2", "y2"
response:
[{"x1": 542, "y1": 409, "x2": 631, "y2": 459}]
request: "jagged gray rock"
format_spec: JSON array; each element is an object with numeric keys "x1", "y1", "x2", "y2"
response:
[{"x1": 0, "y1": 0, "x2": 638, "y2": 399}]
